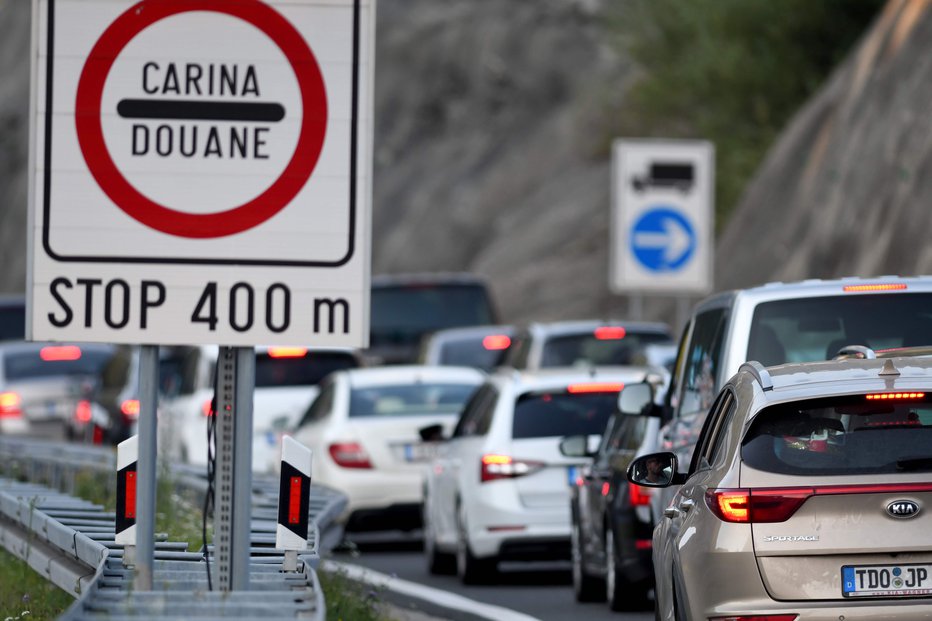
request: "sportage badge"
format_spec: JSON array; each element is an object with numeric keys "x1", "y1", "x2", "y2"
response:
[{"x1": 886, "y1": 500, "x2": 920, "y2": 519}]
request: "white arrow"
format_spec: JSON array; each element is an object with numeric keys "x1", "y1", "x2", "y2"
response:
[{"x1": 633, "y1": 216, "x2": 692, "y2": 264}]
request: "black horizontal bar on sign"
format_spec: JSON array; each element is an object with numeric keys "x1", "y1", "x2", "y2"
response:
[{"x1": 116, "y1": 99, "x2": 286, "y2": 122}]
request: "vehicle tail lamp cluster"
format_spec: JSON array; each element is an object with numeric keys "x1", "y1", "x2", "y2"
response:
[
  {"x1": 0, "y1": 392, "x2": 22, "y2": 419},
  {"x1": 628, "y1": 481, "x2": 652, "y2": 506},
  {"x1": 202, "y1": 399, "x2": 213, "y2": 417},
  {"x1": 268, "y1": 347, "x2": 308, "y2": 358},
  {"x1": 566, "y1": 382, "x2": 624, "y2": 394},
  {"x1": 75, "y1": 400, "x2": 93, "y2": 424},
  {"x1": 480, "y1": 454, "x2": 544, "y2": 483},
  {"x1": 594, "y1": 326, "x2": 626, "y2": 340},
  {"x1": 121, "y1": 399, "x2": 141, "y2": 419},
  {"x1": 707, "y1": 483, "x2": 932, "y2": 523},
  {"x1": 329, "y1": 442, "x2": 372, "y2": 469},
  {"x1": 482, "y1": 335, "x2": 511, "y2": 350},
  {"x1": 39, "y1": 345, "x2": 82, "y2": 361},
  {"x1": 865, "y1": 392, "x2": 925, "y2": 400}
]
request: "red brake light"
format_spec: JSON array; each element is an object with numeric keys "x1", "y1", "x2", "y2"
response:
[
  {"x1": 121, "y1": 399, "x2": 140, "y2": 419},
  {"x1": 480, "y1": 454, "x2": 544, "y2": 482},
  {"x1": 75, "y1": 400, "x2": 92, "y2": 423},
  {"x1": 706, "y1": 488, "x2": 813, "y2": 523},
  {"x1": 594, "y1": 326, "x2": 626, "y2": 340},
  {"x1": 268, "y1": 347, "x2": 308, "y2": 358},
  {"x1": 328, "y1": 442, "x2": 372, "y2": 469},
  {"x1": 482, "y1": 335, "x2": 511, "y2": 351},
  {"x1": 843, "y1": 283, "x2": 907, "y2": 292},
  {"x1": 567, "y1": 382, "x2": 624, "y2": 394},
  {"x1": 40, "y1": 346, "x2": 82, "y2": 361},
  {"x1": 628, "y1": 481, "x2": 652, "y2": 506},
  {"x1": 866, "y1": 392, "x2": 925, "y2": 400},
  {"x1": 0, "y1": 392, "x2": 22, "y2": 419},
  {"x1": 201, "y1": 399, "x2": 213, "y2": 417}
]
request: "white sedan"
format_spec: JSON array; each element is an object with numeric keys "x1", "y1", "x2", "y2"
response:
[{"x1": 288, "y1": 365, "x2": 485, "y2": 532}]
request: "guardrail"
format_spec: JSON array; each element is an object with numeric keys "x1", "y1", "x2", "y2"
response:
[{"x1": 0, "y1": 436, "x2": 348, "y2": 620}]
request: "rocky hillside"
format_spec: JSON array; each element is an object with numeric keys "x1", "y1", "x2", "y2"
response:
[{"x1": 0, "y1": 0, "x2": 928, "y2": 333}]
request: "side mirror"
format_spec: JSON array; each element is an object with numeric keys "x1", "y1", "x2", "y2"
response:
[
  {"x1": 618, "y1": 382, "x2": 654, "y2": 416},
  {"x1": 626, "y1": 452, "x2": 679, "y2": 488},
  {"x1": 559, "y1": 435, "x2": 592, "y2": 458},
  {"x1": 419, "y1": 423, "x2": 445, "y2": 442}
]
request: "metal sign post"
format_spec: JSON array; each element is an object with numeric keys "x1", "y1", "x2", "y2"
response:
[{"x1": 134, "y1": 345, "x2": 159, "y2": 590}]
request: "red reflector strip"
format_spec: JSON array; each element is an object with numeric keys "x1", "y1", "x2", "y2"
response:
[
  {"x1": 567, "y1": 382, "x2": 624, "y2": 393},
  {"x1": 125, "y1": 471, "x2": 137, "y2": 519},
  {"x1": 269, "y1": 347, "x2": 308, "y2": 358},
  {"x1": 594, "y1": 326, "x2": 626, "y2": 340},
  {"x1": 288, "y1": 476, "x2": 302, "y2": 524},
  {"x1": 482, "y1": 335, "x2": 511, "y2": 350},
  {"x1": 40, "y1": 346, "x2": 82, "y2": 361},
  {"x1": 843, "y1": 283, "x2": 907, "y2": 292},
  {"x1": 866, "y1": 392, "x2": 925, "y2": 400}
]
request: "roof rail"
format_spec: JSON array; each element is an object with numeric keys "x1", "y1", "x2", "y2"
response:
[
  {"x1": 875, "y1": 346, "x2": 932, "y2": 359},
  {"x1": 739, "y1": 361, "x2": 773, "y2": 391}
]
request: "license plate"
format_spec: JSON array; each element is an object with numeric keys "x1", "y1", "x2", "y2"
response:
[
  {"x1": 403, "y1": 442, "x2": 437, "y2": 463},
  {"x1": 843, "y1": 563, "x2": 932, "y2": 597}
]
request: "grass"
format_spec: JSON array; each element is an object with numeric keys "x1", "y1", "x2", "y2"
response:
[
  {"x1": 318, "y1": 566, "x2": 401, "y2": 621},
  {"x1": 0, "y1": 547, "x2": 74, "y2": 621}
]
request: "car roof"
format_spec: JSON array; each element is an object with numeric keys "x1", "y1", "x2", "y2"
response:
[
  {"x1": 342, "y1": 365, "x2": 486, "y2": 388},
  {"x1": 520, "y1": 319, "x2": 672, "y2": 336},
  {"x1": 693, "y1": 275, "x2": 932, "y2": 314}
]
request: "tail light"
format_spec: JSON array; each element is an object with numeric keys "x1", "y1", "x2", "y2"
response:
[
  {"x1": 706, "y1": 488, "x2": 812, "y2": 523},
  {"x1": 75, "y1": 400, "x2": 93, "y2": 424},
  {"x1": 480, "y1": 454, "x2": 544, "y2": 483},
  {"x1": 202, "y1": 399, "x2": 213, "y2": 417},
  {"x1": 709, "y1": 613, "x2": 799, "y2": 621},
  {"x1": 268, "y1": 347, "x2": 308, "y2": 358},
  {"x1": 628, "y1": 481, "x2": 652, "y2": 506},
  {"x1": 843, "y1": 283, "x2": 906, "y2": 292},
  {"x1": 40, "y1": 345, "x2": 81, "y2": 361},
  {"x1": 121, "y1": 399, "x2": 140, "y2": 420},
  {"x1": 594, "y1": 326, "x2": 626, "y2": 340},
  {"x1": 865, "y1": 392, "x2": 925, "y2": 400},
  {"x1": 0, "y1": 392, "x2": 22, "y2": 419},
  {"x1": 566, "y1": 382, "x2": 624, "y2": 394},
  {"x1": 482, "y1": 335, "x2": 511, "y2": 350},
  {"x1": 329, "y1": 442, "x2": 372, "y2": 469}
]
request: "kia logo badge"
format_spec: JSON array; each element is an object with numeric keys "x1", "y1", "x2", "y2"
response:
[{"x1": 886, "y1": 500, "x2": 920, "y2": 519}]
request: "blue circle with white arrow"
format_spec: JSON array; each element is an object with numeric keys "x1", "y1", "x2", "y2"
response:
[{"x1": 630, "y1": 206, "x2": 696, "y2": 272}]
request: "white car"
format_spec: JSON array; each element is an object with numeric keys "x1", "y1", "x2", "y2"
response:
[
  {"x1": 422, "y1": 366, "x2": 661, "y2": 584},
  {"x1": 287, "y1": 365, "x2": 485, "y2": 532},
  {"x1": 159, "y1": 345, "x2": 363, "y2": 472}
]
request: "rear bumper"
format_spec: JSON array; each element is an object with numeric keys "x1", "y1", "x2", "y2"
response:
[
  {"x1": 346, "y1": 503, "x2": 422, "y2": 532},
  {"x1": 466, "y1": 493, "x2": 571, "y2": 559}
]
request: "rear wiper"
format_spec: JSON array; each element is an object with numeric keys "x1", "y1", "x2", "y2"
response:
[{"x1": 895, "y1": 457, "x2": 932, "y2": 472}]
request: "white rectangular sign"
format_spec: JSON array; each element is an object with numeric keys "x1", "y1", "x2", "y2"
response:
[
  {"x1": 27, "y1": 0, "x2": 374, "y2": 347},
  {"x1": 610, "y1": 139, "x2": 714, "y2": 294}
]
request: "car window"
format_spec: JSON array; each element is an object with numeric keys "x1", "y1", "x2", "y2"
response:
[
  {"x1": 742, "y1": 394, "x2": 932, "y2": 475},
  {"x1": 348, "y1": 382, "x2": 478, "y2": 418},
  {"x1": 606, "y1": 414, "x2": 650, "y2": 453},
  {"x1": 512, "y1": 390, "x2": 618, "y2": 439},
  {"x1": 539, "y1": 331, "x2": 671, "y2": 368},
  {"x1": 748, "y1": 293, "x2": 932, "y2": 364},
  {"x1": 297, "y1": 380, "x2": 335, "y2": 427},
  {"x1": 452, "y1": 384, "x2": 496, "y2": 438},
  {"x1": 436, "y1": 335, "x2": 511, "y2": 370},
  {"x1": 370, "y1": 284, "x2": 496, "y2": 347},
  {"x1": 0, "y1": 303, "x2": 25, "y2": 342},
  {"x1": 689, "y1": 389, "x2": 735, "y2": 474},
  {"x1": 254, "y1": 350, "x2": 359, "y2": 388},
  {"x1": 677, "y1": 308, "x2": 728, "y2": 419}
]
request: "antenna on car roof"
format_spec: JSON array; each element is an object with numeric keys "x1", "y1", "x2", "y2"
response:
[{"x1": 878, "y1": 359, "x2": 901, "y2": 377}]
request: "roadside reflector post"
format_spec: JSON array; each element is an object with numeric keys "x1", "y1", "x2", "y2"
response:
[
  {"x1": 276, "y1": 436, "x2": 312, "y2": 572},
  {"x1": 115, "y1": 434, "x2": 138, "y2": 568},
  {"x1": 134, "y1": 345, "x2": 159, "y2": 590}
]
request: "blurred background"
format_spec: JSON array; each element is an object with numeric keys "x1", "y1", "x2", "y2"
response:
[{"x1": 1, "y1": 0, "x2": 929, "y2": 332}]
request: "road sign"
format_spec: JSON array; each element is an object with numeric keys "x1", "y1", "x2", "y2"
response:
[
  {"x1": 28, "y1": 0, "x2": 374, "y2": 347},
  {"x1": 610, "y1": 140, "x2": 714, "y2": 294}
]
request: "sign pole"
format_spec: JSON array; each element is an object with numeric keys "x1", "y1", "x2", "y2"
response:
[
  {"x1": 232, "y1": 346, "x2": 255, "y2": 589},
  {"x1": 134, "y1": 345, "x2": 159, "y2": 590}
]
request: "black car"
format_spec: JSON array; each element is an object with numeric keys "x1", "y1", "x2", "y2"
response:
[{"x1": 560, "y1": 382, "x2": 660, "y2": 611}]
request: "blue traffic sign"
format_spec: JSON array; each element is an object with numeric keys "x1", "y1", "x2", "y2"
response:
[{"x1": 629, "y1": 206, "x2": 696, "y2": 272}]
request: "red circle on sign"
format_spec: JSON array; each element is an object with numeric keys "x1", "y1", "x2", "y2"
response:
[{"x1": 75, "y1": 0, "x2": 327, "y2": 239}]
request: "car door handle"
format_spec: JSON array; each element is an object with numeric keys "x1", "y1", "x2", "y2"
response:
[
  {"x1": 663, "y1": 506, "x2": 679, "y2": 519},
  {"x1": 678, "y1": 498, "x2": 695, "y2": 512}
]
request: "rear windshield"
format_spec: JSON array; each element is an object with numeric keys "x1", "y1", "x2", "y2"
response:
[
  {"x1": 4, "y1": 348, "x2": 112, "y2": 381},
  {"x1": 349, "y1": 383, "x2": 478, "y2": 418},
  {"x1": 512, "y1": 391, "x2": 618, "y2": 439},
  {"x1": 747, "y1": 293, "x2": 932, "y2": 366},
  {"x1": 742, "y1": 394, "x2": 932, "y2": 475},
  {"x1": 436, "y1": 336, "x2": 511, "y2": 370},
  {"x1": 370, "y1": 284, "x2": 495, "y2": 345},
  {"x1": 254, "y1": 351, "x2": 359, "y2": 388},
  {"x1": 0, "y1": 304, "x2": 25, "y2": 342},
  {"x1": 541, "y1": 331, "x2": 672, "y2": 367}
]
